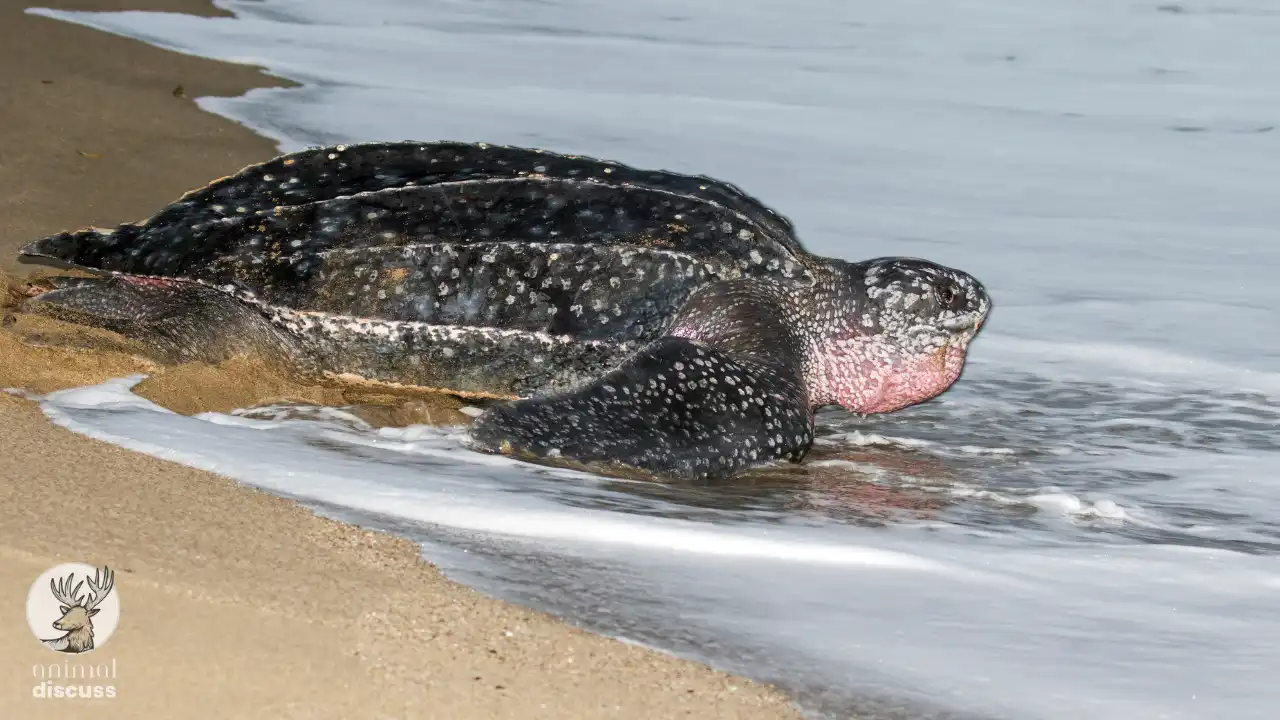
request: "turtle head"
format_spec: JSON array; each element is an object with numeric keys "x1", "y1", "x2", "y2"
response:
[{"x1": 805, "y1": 257, "x2": 991, "y2": 414}]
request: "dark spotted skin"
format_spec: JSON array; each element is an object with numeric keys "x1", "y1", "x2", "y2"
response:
[
  {"x1": 28, "y1": 177, "x2": 809, "y2": 344},
  {"x1": 18, "y1": 141, "x2": 991, "y2": 480}
]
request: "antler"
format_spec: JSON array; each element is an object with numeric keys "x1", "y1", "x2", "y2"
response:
[
  {"x1": 49, "y1": 573, "x2": 85, "y2": 608},
  {"x1": 83, "y1": 566, "x2": 115, "y2": 612}
]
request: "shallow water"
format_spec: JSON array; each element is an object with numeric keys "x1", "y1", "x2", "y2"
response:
[{"x1": 24, "y1": 1, "x2": 1280, "y2": 717}]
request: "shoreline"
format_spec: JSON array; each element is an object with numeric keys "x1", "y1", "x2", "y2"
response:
[{"x1": 0, "y1": 2, "x2": 799, "y2": 718}]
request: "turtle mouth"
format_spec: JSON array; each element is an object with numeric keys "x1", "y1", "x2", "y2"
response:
[
  {"x1": 934, "y1": 317, "x2": 982, "y2": 369},
  {"x1": 929, "y1": 308, "x2": 986, "y2": 372}
]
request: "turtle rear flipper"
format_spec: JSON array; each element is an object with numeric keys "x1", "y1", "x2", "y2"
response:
[
  {"x1": 19, "y1": 225, "x2": 139, "y2": 275},
  {"x1": 469, "y1": 337, "x2": 813, "y2": 481},
  {"x1": 25, "y1": 275, "x2": 299, "y2": 365}
]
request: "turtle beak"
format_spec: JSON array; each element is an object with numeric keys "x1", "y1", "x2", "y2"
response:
[{"x1": 941, "y1": 295, "x2": 991, "y2": 335}]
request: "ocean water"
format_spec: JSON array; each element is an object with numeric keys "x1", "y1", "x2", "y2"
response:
[{"x1": 23, "y1": 1, "x2": 1280, "y2": 718}]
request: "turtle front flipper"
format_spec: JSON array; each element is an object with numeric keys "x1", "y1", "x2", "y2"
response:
[
  {"x1": 24, "y1": 275, "x2": 300, "y2": 365},
  {"x1": 469, "y1": 337, "x2": 813, "y2": 481}
]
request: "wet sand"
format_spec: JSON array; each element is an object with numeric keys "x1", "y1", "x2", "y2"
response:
[{"x1": 0, "y1": 1, "x2": 800, "y2": 717}]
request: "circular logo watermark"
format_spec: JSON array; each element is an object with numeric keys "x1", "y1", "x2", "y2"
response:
[{"x1": 26, "y1": 564, "x2": 120, "y2": 654}]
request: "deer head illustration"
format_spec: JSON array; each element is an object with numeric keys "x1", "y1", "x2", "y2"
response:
[{"x1": 42, "y1": 566, "x2": 114, "y2": 654}]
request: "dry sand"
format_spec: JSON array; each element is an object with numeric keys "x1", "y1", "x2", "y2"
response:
[{"x1": 0, "y1": 1, "x2": 802, "y2": 717}]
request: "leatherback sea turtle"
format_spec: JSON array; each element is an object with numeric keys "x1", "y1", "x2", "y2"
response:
[{"x1": 19, "y1": 141, "x2": 990, "y2": 480}]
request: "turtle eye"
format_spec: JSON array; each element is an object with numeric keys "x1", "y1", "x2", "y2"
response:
[{"x1": 934, "y1": 284, "x2": 956, "y2": 308}]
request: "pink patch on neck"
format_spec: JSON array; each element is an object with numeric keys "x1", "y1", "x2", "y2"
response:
[{"x1": 810, "y1": 339, "x2": 969, "y2": 414}]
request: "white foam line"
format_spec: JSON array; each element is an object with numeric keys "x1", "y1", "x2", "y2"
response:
[{"x1": 426, "y1": 507, "x2": 949, "y2": 569}]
